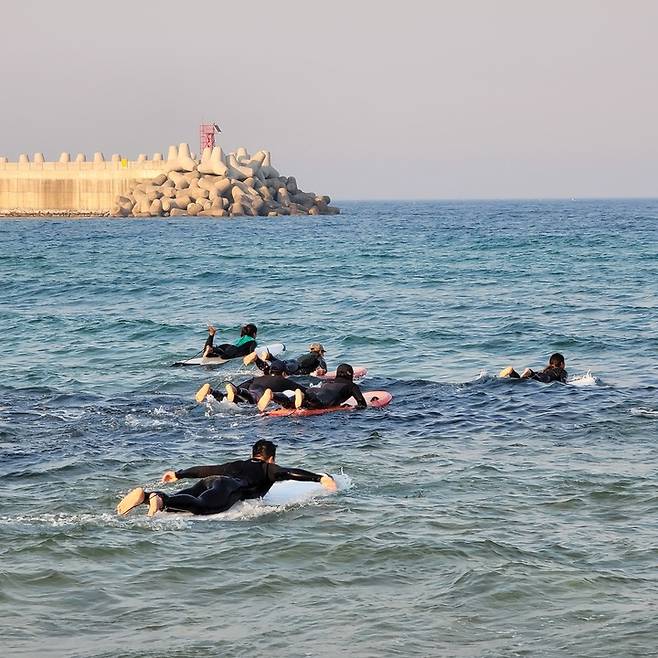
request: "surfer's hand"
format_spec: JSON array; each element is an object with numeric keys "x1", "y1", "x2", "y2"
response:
[
  {"x1": 320, "y1": 475, "x2": 337, "y2": 491},
  {"x1": 162, "y1": 470, "x2": 178, "y2": 483},
  {"x1": 315, "y1": 368, "x2": 327, "y2": 376}
]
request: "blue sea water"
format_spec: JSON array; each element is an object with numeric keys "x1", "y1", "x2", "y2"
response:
[{"x1": 1, "y1": 200, "x2": 658, "y2": 657}]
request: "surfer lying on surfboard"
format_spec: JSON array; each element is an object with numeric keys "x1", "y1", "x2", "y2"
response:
[
  {"x1": 257, "y1": 363, "x2": 367, "y2": 412},
  {"x1": 499, "y1": 352, "x2": 567, "y2": 383},
  {"x1": 195, "y1": 361, "x2": 307, "y2": 405},
  {"x1": 116, "y1": 440, "x2": 337, "y2": 517},
  {"x1": 202, "y1": 323, "x2": 258, "y2": 359},
  {"x1": 245, "y1": 342, "x2": 328, "y2": 377}
]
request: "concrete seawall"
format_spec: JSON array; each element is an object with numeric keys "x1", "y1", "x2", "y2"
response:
[{"x1": 0, "y1": 154, "x2": 170, "y2": 215}]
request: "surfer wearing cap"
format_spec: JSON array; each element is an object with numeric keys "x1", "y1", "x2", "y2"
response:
[
  {"x1": 499, "y1": 352, "x2": 568, "y2": 383},
  {"x1": 257, "y1": 363, "x2": 367, "y2": 412},
  {"x1": 202, "y1": 323, "x2": 258, "y2": 359},
  {"x1": 116, "y1": 439, "x2": 337, "y2": 517},
  {"x1": 244, "y1": 342, "x2": 328, "y2": 376},
  {"x1": 195, "y1": 361, "x2": 307, "y2": 405}
]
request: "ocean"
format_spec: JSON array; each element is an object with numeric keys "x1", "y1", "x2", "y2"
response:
[{"x1": 1, "y1": 200, "x2": 657, "y2": 657}]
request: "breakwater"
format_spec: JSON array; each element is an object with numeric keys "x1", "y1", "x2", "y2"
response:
[{"x1": 0, "y1": 143, "x2": 339, "y2": 217}]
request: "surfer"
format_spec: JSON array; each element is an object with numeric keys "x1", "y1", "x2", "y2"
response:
[
  {"x1": 116, "y1": 439, "x2": 337, "y2": 517},
  {"x1": 499, "y1": 352, "x2": 568, "y2": 383},
  {"x1": 245, "y1": 342, "x2": 328, "y2": 377},
  {"x1": 202, "y1": 323, "x2": 257, "y2": 359},
  {"x1": 258, "y1": 363, "x2": 367, "y2": 411},
  {"x1": 195, "y1": 361, "x2": 307, "y2": 404}
]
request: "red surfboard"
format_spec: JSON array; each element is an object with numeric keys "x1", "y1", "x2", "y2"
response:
[
  {"x1": 266, "y1": 390, "x2": 392, "y2": 417},
  {"x1": 313, "y1": 366, "x2": 368, "y2": 380}
]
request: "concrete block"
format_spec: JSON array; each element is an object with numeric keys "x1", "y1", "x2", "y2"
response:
[
  {"x1": 187, "y1": 202, "x2": 202, "y2": 216},
  {"x1": 177, "y1": 143, "x2": 196, "y2": 172}
]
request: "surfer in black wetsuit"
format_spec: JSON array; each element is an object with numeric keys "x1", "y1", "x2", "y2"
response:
[
  {"x1": 499, "y1": 353, "x2": 568, "y2": 383},
  {"x1": 202, "y1": 323, "x2": 257, "y2": 359},
  {"x1": 116, "y1": 439, "x2": 337, "y2": 517},
  {"x1": 257, "y1": 363, "x2": 367, "y2": 412},
  {"x1": 245, "y1": 342, "x2": 328, "y2": 377},
  {"x1": 195, "y1": 361, "x2": 307, "y2": 404}
]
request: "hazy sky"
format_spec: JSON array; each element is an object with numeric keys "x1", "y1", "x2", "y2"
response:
[{"x1": 3, "y1": 0, "x2": 658, "y2": 199}]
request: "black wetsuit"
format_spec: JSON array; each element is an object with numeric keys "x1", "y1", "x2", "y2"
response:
[
  {"x1": 526, "y1": 366, "x2": 568, "y2": 383},
  {"x1": 235, "y1": 374, "x2": 306, "y2": 404},
  {"x1": 256, "y1": 352, "x2": 327, "y2": 376},
  {"x1": 277, "y1": 376, "x2": 367, "y2": 410},
  {"x1": 155, "y1": 458, "x2": 323, "y2": 515},
  {"x1": 205, "y1": 334, "x2": 256, "y2": 359}
]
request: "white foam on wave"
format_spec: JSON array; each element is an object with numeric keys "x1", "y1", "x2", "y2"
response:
[
  {"x1": 125, "y1": 404, "x2": 183, "y2": 428},
  {"x1": 204, "y1": 396, "x2": 252, "y2": 416},
  {"x1": 630, "y1": 407, "x2": 658, "y2": 418},
  {"x1": 568, "y1": 370, "x2": 600, "y2": 387}
]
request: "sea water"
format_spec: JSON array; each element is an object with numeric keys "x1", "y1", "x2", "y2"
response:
[{"x1": 1, "y1": 200, "x2": 657, "y2": 657}]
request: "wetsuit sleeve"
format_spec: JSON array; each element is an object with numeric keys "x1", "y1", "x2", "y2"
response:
[
  {"x1": 175, "y1": 463, "x2": 232, "y2": 479},
  {"x1": 532, "y1": 368, "x2": 567, "y2": 383},
  {"x1": 351, "y1": 383, "x2": 368, "y2": 408},
  {"x1": 269, "y1": 464, "x2": 322, "y2": 483},
  {"x1": 318, "y1": 357, "x2": 327, "y2": 371}
]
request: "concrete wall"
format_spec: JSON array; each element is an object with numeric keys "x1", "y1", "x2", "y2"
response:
[{"x1": 0, "y1": 155, "x2": 170, "y2": 214}]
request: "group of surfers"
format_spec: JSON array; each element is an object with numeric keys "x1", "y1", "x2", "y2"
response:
[
  {"x1": 115, "y1": 324, "x2": 569, "y2": 519},
  {"x1": 197, "y1": 323, "x2": 367, "y2": 412}
]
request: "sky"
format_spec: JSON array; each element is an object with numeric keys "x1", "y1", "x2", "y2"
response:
[{"x1": 2, "y1": 0, "x2": 658, "y2": 199}]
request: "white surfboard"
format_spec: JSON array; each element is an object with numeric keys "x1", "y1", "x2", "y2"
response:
[{"x1": 173, "y1": 342, "x2": 285, "y2": 367}]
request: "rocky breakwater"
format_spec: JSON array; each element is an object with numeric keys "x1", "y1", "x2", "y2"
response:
[{"x1": 112, "y1": 143, "x2": 339, "y2": 218}]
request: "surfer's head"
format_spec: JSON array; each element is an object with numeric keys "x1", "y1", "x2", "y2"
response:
[
  {"x1": 336, "y1": 363, "x2": 354, "y2": 380},
  {"x1": 268, "y1": 362, "x2": 286, "y2": 376},
  {"x1": 548, "y1": 353, "x2": 565, "y2": 368},
  {"x1": 252, "y1": 439, "x2": 277, "y2": 462},
  {"x1": 241, "y1": 323, "x2": 258, "y2": 338}
]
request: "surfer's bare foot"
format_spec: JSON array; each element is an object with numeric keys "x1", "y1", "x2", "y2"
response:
[
  {"x1": 499, "y1": 366, "x2": 520, "y2": 378},
  {"x1": 243, "y1": 351, "x2": 259, "y2": 366},
  {"x1": 195, "y1": 383, "x2": 211, "y2": 403},
  {"x1": 116, "y1": 487, "x2": 145, "y2": 516},
  {"x1": 225, "y1": 382, "x2": 237, "y2": 403},
  {"x1": 294, "y1": 389, "x2": 304, "y2": 409},
  {"x1": 207, "y1": 325, "x2": 216, "y2": 336},
  {"x1": 257, "y1": 388, "x2": 273, "y2": 412},
  {"x1": 147, "y1": 493, "x2": 164, "y2": 517}
]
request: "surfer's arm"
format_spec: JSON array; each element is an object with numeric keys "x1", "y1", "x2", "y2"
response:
[
  {"x1": 315, "y1": 357, "x2": 328, "y2": 376},
  {"x1": 163, "y1": 463, "x2": 232, "y2": 481},
  {"x1": 273, "y1": 465, "x2": 337, "y2": 491},
  {"x1": 351, "y1": 384, "x2": 368, "y2": 409}
]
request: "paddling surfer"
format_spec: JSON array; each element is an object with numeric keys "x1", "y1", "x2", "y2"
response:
[
  {"x1": 499, "y1": 352, "x2": 568, "y2": 383},
  {"x1": 257, "y1": 363, "x2": 367, "y2": 412},
  {"x1": 245, "y1": 342, "x2": 328, "y2": 377},
  {"x1": 202, "y1": 323, "x2": 257, "y2": 359},
  {"x1": 195, "y1": 361, "x2": 307, "y2": 405},
  {"x1": 116, "y1": 439, "x2": 337, "y2": 517}
]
